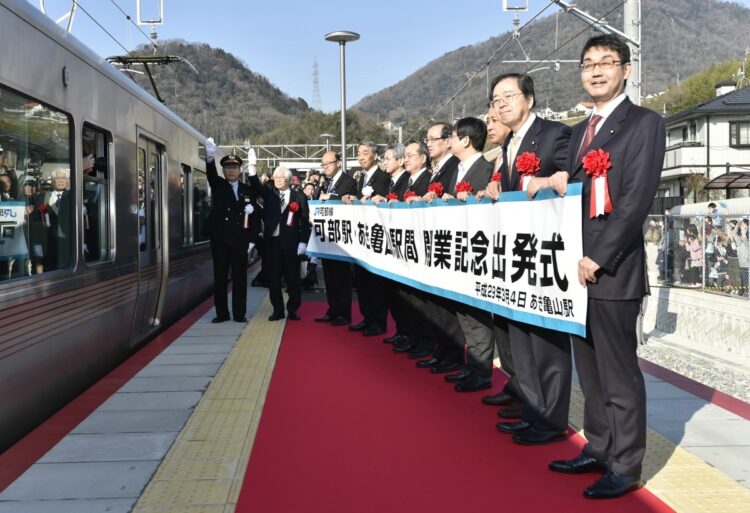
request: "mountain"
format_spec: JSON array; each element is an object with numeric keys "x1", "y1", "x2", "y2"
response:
[
  {"x1": 354, "y1": 0, "x2": 750, "y2": 122},
  {"x1": 129, "y1": 40, "x2": 311, "y2": 143}
]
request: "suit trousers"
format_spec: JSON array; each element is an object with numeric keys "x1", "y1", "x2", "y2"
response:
[
  {"x1": 427, "y1": 297, "x2": 465, "y2": 365},
  {"x1": 321, "y1": 258, "x2": 352, "y2": 321},
  {"x1": 455, "y1": 303, "x2": 494, "y2": 379},
  {"x1": 573, "y1": 298, "x2": 646, "y2": 477},
  {"x1": 264, "y1": 237, "x2": 301, "y2": 316},
  {"x1": 508, "y1": 321, "x2": 571, "y2": 432},
  {"x1": 385, "y1": 279, "x2": 413, "y2": 336},
  {"x1": 493, "y1": 316, "x2": 520, "y2": 397},
  {"x1": 395, "y1": 286, "x2": 440, "y2": 351},
  {"x1": 211, "y1": 240, "x2": 248, "y2": 319},
  {"x1": 354, "y1": 265, "x2": 387, "y2": 330}
]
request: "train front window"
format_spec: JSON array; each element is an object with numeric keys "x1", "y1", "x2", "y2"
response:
[
  {"x1": 82, "y1": 125, "x2": 111, "y2": 263},
  {"x1": 192, "y1": 169, "x2": 210, "y2": 244},
  {"x1": 0, "y1": 84, "x2": 72, "y2": 281}
]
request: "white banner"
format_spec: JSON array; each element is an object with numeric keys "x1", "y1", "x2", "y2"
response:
[{"x1": 307, "y1": 183, "x2": 587, "y2": 336}]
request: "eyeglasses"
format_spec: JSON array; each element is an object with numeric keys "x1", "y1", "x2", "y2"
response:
[
  {"x1": 320, "y1": 160, "x2": 339, "y2": 168},
  {"x1": 403, "y1": 153, "x2": 422, "y2": 159},
  {"x1": 579, "y1": 59, "x2": 623, "y2": 72},
  {"x1": 424, "y1": 136, "x2": 447, "y2": 143},
  {"x1": 489, "y1": 92, "x2": 524, "y2": 109}
]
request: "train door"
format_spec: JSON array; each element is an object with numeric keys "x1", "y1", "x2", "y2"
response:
[{"x1": 131, "y1": 135, "x2": 167, "y2": 343}]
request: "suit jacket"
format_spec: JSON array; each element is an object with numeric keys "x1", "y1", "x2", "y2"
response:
[
  {"x1": 431, "y1": 155, "x2": 460, "y2": 192},
  {"x1": 405, "y1": 169, "x2": 431, "y2": 196},
  {"x1": 568, "y1": 98, "x2": 666, "y2": 300},
  {"x1": 449, "y1": 154, "x2": 494, "y2": 194},
  {"x1": 206, "y1": 160, "x2": 260, "y2": 248},
  {"x1": 390, "y1": 171, "x2": 411, "y2": 201},
  {"x1": 357, "y1": 167, "x2": 390, "y2": 198},
  {"x1": 500, "y1": 116, "x2": 571, "y2": 192},
  {"x1": 248, "y1": 177, "x2": 311, "y2": 249},
  {"x1": 322, "y1": 171, "x2": 358, "y2": 200},
  {"x1": 42, "y1": 189, "x2": 71, "y2": 239}
]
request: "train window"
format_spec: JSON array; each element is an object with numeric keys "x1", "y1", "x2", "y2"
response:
[
  {"x1": 0, "y1": 84, "x2": 72, "y2": 281},
  {"x1": 180, "y1": 164, "x2": 191, "y2": 245},
  {"x1": 82, "y1": 125, "x2": 111, "y2": 263},
  {"x1": 192, "y1": 169, "x2": 210, "y2": 244}
]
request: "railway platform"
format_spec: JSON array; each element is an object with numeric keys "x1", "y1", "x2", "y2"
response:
[{"x1": 1, "y1": 273, "x2": 749, "y2": 513}]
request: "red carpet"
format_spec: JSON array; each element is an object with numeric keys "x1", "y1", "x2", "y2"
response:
[{"x1": 237, "y1": 302, "x2": 674, "y2": 513}]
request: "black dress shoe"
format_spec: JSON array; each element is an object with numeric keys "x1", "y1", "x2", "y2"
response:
[
  {"x1": 512, "y1": 427, "x2": 568, "y2": 445},
  {"x1": 481, "y1": 391, "x2": 516, "y2": 406},
  {"x1": 234, "y1": 316, "x2": 248, "y2": 323},
  {"x1": 496, "y1": 401, "x2": 524, "y2": 419},
  {"x1": 330, "y1": 317, "x2": 350, "y2": 326},
  {"x1": 348, "y1": 320, "x2": 368, "y2": 332},
  {"x1": 416, "y1": 357, "x2": 439, "y2": 368},
  {"x1": 383, "y1": 334, "x2": 404, "y2": 344},
  {"x1": 287, "y1": 313, "x2": 301, "y2": 321},
  {"x1": 392, "y1": 338, "x2": 416, "y2": 353},
  {"x1": 211, "y1": 316, "x2": 229, "y2": 323},
  {"x1": 454, "y1": 375, "x2": 492, "y2": 392},
  {"x1": 314, "y1": 315, "x2": 332, "y2": 323},
  {"x1": 549, "y1": 454, "x2": 608, "y2": 475},
  {"x1": 583, "y1": 472, "x2": 642, "y2": 500},
  {"x1": 268, "y1": 313, "x2": 285, "y2": 321},
  {"x1": 363, "y1": 326, "x2": 386, "y2": 337},
  {"x1": 407, "y1": 347, "x2": 432, "y2": 359},
  {"x1": 431, "y1": 361, "x2": 461, "y2": 374},
  {"x1": 444, "y1": 368, "x2": 471, "y2": 382},
  {"x1": 496, "y1": 421, "x2": 532, "y2": 434}
]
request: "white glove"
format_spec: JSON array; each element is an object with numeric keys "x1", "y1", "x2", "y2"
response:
[
  {"x1": 297, "y1": 242, "x2": 307, "y2": 256},
  {"x1": 246, "y1": 148, "x2": 258, "y2": 175},
  {"x1": 244, "y1": 204, "x2": 254, "y2": 215},
  {"x1": 205, "y1": 137, "x2": 217, "y2": 162},
  {"x1": 247, "y1": 242, "x2": 255, "y2": 254},
  {"x1": 361, "y1": 185, "x2": 374, "y2": 197}
]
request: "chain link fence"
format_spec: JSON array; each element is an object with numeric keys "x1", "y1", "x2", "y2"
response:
[{"x1": 644, "y1": 214, "x2": 750, "y2": 298}]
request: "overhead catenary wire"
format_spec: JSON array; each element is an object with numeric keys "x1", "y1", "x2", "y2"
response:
[
  {"x1": 405, "y1": 1, "x2": 556, "y2": 140},
  {"x1": 106, "y1": 0, "x2": 158, "y2": 50},
  {"x1": 69, "y1": 0, "x2": 157, "y2": 57}
]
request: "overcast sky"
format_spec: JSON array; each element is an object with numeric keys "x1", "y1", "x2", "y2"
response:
[{"x1": 28, "y1": 0, "x2": 750, "y2": 113}]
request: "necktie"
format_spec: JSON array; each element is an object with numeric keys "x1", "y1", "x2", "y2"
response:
[
  {"x1": 389, "y1": 179, "x2": 396, "y2": 193},
  {"x1": 507, "y1": 135, "x2": 521, "y2": 184},
  {"x1": 327, "y1": 179, "x2": 334, "y2": 194},
  {"x1": 406, "y1": 178, "x2": 414, "y2": 191},
  {"x1": 280, "y1": 192, "x2": 286, "y2": 212},
  {"x1": 577, "y1": 114, "x2": 603, "y2": 163},
  {"x1": 231, "y1": 182, "x2": 238, "y2": 200}
]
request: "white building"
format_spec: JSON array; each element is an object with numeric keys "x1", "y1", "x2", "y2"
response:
[{"x1": 662, "y1": 82, "x2": 750, "y2": 203}]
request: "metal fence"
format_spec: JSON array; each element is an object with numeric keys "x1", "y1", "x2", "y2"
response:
[{"x1": 644, "y1": 215, "x2": 750, "y2": 298}]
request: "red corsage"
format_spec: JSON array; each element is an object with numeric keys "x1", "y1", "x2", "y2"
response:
[
  {"x1": 490, "y1": 172, "x2": 501, "y2": 183},
  {"x1": 582, "y1": 149, "x2": 613, "y2": 218},
  {"x1": 386, "y1": 192, "x2": 399, "y2": 201},
  {"x1": 403, "y1": 191, "x2": 416, "y2": 200},
  {"x1": 37, "y1": 202, "x2": 51, "y2": 227},
  {"x1": 427, "y1": 182, "x2": 444, "y2": 197},
  {"x1": 515, "y1": 151, "x2": 541, "y2": 191},
  {"x1": 455, "y1": 180, "x2": 473, "y2": 194},
  {"x1": 37, "y1": 203, "x2": 49, "y2": 214},
  {"x1": 286, "y1": 201, "x2": 300, "y2": 226}
]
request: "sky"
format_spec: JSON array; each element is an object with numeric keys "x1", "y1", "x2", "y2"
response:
[{"x1": 28, "y1": 0, "x2": 750, "y2": 113}]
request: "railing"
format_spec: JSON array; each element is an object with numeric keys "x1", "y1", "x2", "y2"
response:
[{"x1": 645, "y1": 214, "x2": 749, "y2": 298}]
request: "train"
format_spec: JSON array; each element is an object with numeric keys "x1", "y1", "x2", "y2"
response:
[{"x1": 0, "y1": 0, "x2": 222, "y2": 451}]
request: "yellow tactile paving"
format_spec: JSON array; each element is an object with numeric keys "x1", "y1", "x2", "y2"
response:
[
  {"x1": 132, "y1": 294, "x2": 285, "y2": 513},
  {"x1": 566, "y1": 381, "x2": 750, "y2": 513},
  {"x1": 131, "y1": 301, "x2": 750, "y2": 513}
]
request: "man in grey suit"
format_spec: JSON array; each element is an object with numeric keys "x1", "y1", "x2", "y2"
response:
[{"x1": 441, "y1": 117, "x2": 496, "y2": 392}]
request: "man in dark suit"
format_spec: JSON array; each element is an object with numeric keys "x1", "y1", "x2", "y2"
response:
[
  {"x1": 484, "y1": 73, "x2": 574, "y2": 447},
  {"x1": 426, "y1": 122, "x2": 459, "y2": 194},
  {"x1": 247, "y1": 165, "x2": 310, "y2": 321},
  {"x1": 42, "y1": 168, "x2": 72, "y2": 271},
  {"x1": 205, "y1": 139, "x2": 260, "y2": 323},
  {"x1": 344, "y1": 142, "x2": 390, "y2": 336},
  {"x1": 542, "y1": 35, "x2": 666, "y2": 499},
  {"x1": 439, "y1": 118, "x2": 496, "y2": 392},
  {"x1": 315, "y1": 151, "x2": 358, "y2": 326}
]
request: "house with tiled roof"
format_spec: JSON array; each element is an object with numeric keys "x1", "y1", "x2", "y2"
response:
[{"x1": 662, "y1": 82, "x2": 750, "y2": 203}]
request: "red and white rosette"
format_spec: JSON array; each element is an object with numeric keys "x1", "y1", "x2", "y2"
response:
[
  {"x1": 287, "y1": 201, "x2": 299, "y2": 226},
  {"x1": 403, "y1": 191, "x2": 416, "y2": 201},
  {"x1": 490, "y1": 172, "x2": 501, "y2": 183},
  {"x1": 386, "y1": 192, "x2": 399, "y2": 201},
  {"x1": 455, "y1": 180, "x2": 473, "y2": 194},
  {"x1": 427, "y1": 182, "x2": 444, "y2": 197},
  {"x1": 515, "y1": 151, "x2": 541, "y2": 191},
  {"x1": 582, "y1": 149, "x2": 613, "y2": 218},
  {"x1": 243, "y1": 203, "x2": 254, "y2": 229},
  {"x1": 38, "y1": 203, "x2": 50, "y2": 228}
]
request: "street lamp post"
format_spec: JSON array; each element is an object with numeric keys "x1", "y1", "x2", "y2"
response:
[
  {"x1": 324, "y1": 30, "x2": 359, "y2": 174},
  {"x1": 320, "y1": 133, "x2": 334, "y2": 152}
]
